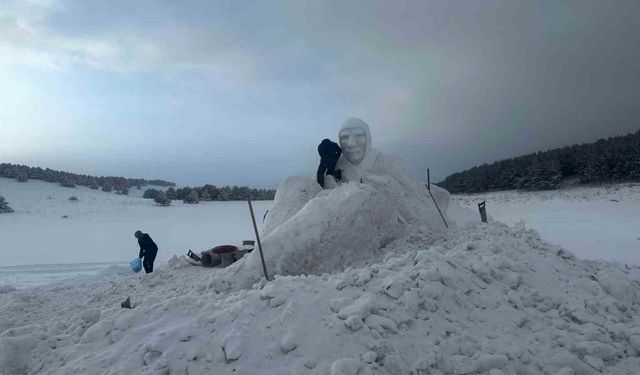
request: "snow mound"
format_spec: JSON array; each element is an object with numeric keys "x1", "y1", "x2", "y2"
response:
[
  {"x1": 221, "y1": 179, "x2": 448, "y2": 289},
  {"x1": 2, "y1": 221, "x2": 639, "y2": 374},
  {"x1": 262, "y1": 176, "x2": 322, "y2": 237},
  {"x1": 257, "y1": 181, "x2": 406, "y2": 275},
  {"x1": 227, "y1": 165, "x2": 454, "y2": 287}
]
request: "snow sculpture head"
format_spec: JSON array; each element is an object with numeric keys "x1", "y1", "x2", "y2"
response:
[{"x1": 339, "y1": 118, "x2": 371, "y2": 166}]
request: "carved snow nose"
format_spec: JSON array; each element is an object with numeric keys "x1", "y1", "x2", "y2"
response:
[{"x1": 346, "y1": 135, "x2": 358, "y2": 147}]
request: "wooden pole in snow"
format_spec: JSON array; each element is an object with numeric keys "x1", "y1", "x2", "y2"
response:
[
  {"x1": 478, "y1": 201, "x2": 488, "y2": 223},
  {"x1": 426, "y1": 169, "x2": 449, "y2": 228},
  {"x1": 247, "y1": 197, "x2": 270, "y2": 281}
]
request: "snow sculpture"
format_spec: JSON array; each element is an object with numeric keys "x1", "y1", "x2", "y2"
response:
[
  {"x1": 335, "y1": 117, "x2": 450, "y2": 226},
  {"x1": 336, "y1": 117, "x2": 380, "y2": 183},
  {"x1": 257, "y1": 182, "x2": 405, "y2": 276},
  {"x1": 223, "y1": 118, "x2": 453, "y2": 286}
]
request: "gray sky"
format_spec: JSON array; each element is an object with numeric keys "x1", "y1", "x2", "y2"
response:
[{"x1": 1, "y1": 0, "x2": 639, "y2": 187}]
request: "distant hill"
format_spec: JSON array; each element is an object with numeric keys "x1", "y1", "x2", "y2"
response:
[
  {"x1": 0, "y1": 163, "x2": 276, "y2": 201},
  {"x1": 438, "y1": 130, "x2": 640, "y2": 194},
  {"x1": 0, "y1": 163, "x2": 174, "y2": 194}
]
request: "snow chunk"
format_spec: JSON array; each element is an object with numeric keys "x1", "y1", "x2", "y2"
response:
[
  {"x1": 365, "y1": 314, "x2": 398, "y2": 334},
  {"x1": 598, "y1": 270, "x2": 640, "y2": 303},
  {"x1": 280, "y1": 333, "x2": 297, "y2": 354},
  {"x1": 414, "y1": 351, "x2": 440, "y2": 371},
  {"x1": 80, "y1": 319, "x2": 113, "y2": 343},
  {"x1": 222, "y1": 334, "x2": 244, "y2": 361},
  {"x1": 344, "y1": 315, "x2": 364, "y2": 331},
  {"x1": 444, "y1": 355, "x2": 477, "y2": 375},
  {"x1": 331, "y1": 358, "x2": 360, "y2": 375},
  {"x1": 583, "y1": 355, "x2": 604, "y2": 371},
  {"x1": 382, "y1": 275, "x2": 411, "y2": 299},
  {"x1": 362, "y1": 351, "x2": 377, "y2": 364},
  {"x1": 574, "y1": 341, "x2": 618, "y2": 361},
  {"x1": 80, "y1": 308, "x2": 101, "y2": 327},
  {"x1": 338, "y1": 293, "x2": 378, "y2": 320},
  {"x1": 476, "y1": 354, "x2": 508, "y2": 372}
]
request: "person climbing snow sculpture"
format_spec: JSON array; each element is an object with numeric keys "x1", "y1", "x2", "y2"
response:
[
  {"x1": 135, "y1": 230, "x2": 158, "y2": 273},
  {"x1": 316, "y1": 138, "x2": 342, "y2": 188}
]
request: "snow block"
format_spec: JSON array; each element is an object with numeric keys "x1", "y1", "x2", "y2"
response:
[{"x1": 331, "y1": 358, "x2": 360, "y2": 375}]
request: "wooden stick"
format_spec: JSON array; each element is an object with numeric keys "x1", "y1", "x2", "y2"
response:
[
  {"x1": 247, "y1": 197, "x2": 270, "y2": 281},
  {"x1": 478, "y1": 201, "x2": 488, "y2": 223},
  {"x1": 426, "y1": 169, "x2": 448, "y2": 228}
]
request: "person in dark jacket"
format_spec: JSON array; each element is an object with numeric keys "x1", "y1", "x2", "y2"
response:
[
  {"x1": 317, "y1": 139, "x2": 342, "y2": 188},
  {"x1": 135, "y1": 230, "x2": 158, "y2": 273}
]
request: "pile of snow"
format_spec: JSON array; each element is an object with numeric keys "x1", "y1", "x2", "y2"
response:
[
  {"x1": 222, "y1": 151, "x2": 454, "y2": 288},
  {"x1": 1, "y1": 221, "x2": 639, "y2": 374},
  {"x1": 231, "y1": 180, "x2": 408, "y2": 286}
]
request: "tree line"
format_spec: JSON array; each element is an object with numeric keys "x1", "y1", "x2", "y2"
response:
[
  {"x1": 0, "y1": 163, "x2": 175, "y2": 194},
  {"x1": 144, "y1": 184, "x2": 275, "y2": 206},
  {"x1": 438, "y1": 129, "x2": 640, "y2": 193}
]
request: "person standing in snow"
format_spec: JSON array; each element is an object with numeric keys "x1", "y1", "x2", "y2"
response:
[
  {"x1": 316, "y1": 138, "x2": 342, "y2": 188},
  {"x1": 135, "y1": 230, "x2": 158, "y2": 273}
]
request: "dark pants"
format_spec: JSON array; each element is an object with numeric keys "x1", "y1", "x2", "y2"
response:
[
  {"x1": 142, "y1": 250, "x2": 157, "y2": 273},
  {"x1": 317, "y1": 158, "x2": 340, "y2": 187}
]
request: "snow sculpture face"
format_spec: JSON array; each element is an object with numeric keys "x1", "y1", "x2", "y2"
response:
[{"x1": 339, "y1": 118, "x2": 370, "y2": 166}]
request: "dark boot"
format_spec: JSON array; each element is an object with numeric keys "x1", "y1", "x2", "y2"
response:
[
  {"x1": 335, "y1": 169, "x2": 342, "y2": 182},
  {"x1": 121, "y1": 296, "x2": 132, "y2": 309}
]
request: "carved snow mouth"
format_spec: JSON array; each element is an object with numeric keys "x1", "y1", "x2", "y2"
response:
[{"x1": 344, "y1": 148, "x2": 365, "y2": 164}]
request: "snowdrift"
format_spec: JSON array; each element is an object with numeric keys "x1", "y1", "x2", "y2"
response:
[{"x1": 2, "y1": 221, "x2": 640, "y2": 374}]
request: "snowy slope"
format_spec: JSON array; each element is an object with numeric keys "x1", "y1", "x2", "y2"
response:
[
  {"x1": 1, "y1": 221, "x2": 639, "y2": 374},
  {"x1": 452, "y1": 184, "x2": 640, "y2": 266}
]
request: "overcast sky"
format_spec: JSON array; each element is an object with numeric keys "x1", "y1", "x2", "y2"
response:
[{"x1": 1, "y1": 0, "x2": 639, "y2": 187}]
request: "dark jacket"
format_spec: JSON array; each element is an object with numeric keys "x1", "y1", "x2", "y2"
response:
[
  {"x1": 318, "y1": 139, "x2": 342, "y2": 161},
  {"x1": 138, "y1": 233, "x2": 158, "y2": 258}
]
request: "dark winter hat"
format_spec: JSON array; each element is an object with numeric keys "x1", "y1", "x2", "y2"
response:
[{"x1": 134, "y1": 230, "x2": 142, "y2": 238}]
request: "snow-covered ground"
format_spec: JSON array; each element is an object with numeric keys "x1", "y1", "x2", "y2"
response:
[
  {"x1": 1, "y1": 221, "x2": 639, "y2": 375},
  {"x1": 0, "y1": 262, "x2": 127, "y2": 290},
  {"x1": 0, "y1": 177, "x2": 270, "y2": 286},
  {"x1": 1, "y1": 179, "x2": 640, "y2": 374},
  {"x1": 453, "y1": 184, "x2": 640, "y2": 267}
]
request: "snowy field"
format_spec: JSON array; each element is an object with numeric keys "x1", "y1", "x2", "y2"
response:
[
  {"x1": 1, "y1": 178, "x2": 640, "y2": 374},
  {"x1": 0, "y1": 177, "x2": 270, "y2": 288},
  {"x1": 2, "y1": 178, "x2": 637, "y2": 288},
  {"x1": 453, "y1": 184, "x2": 640, "y2": 267}
]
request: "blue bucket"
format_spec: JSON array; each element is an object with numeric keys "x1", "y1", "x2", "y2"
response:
[{"x1": 129, "y1": 257, "x2": 142, "y2": 273}]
